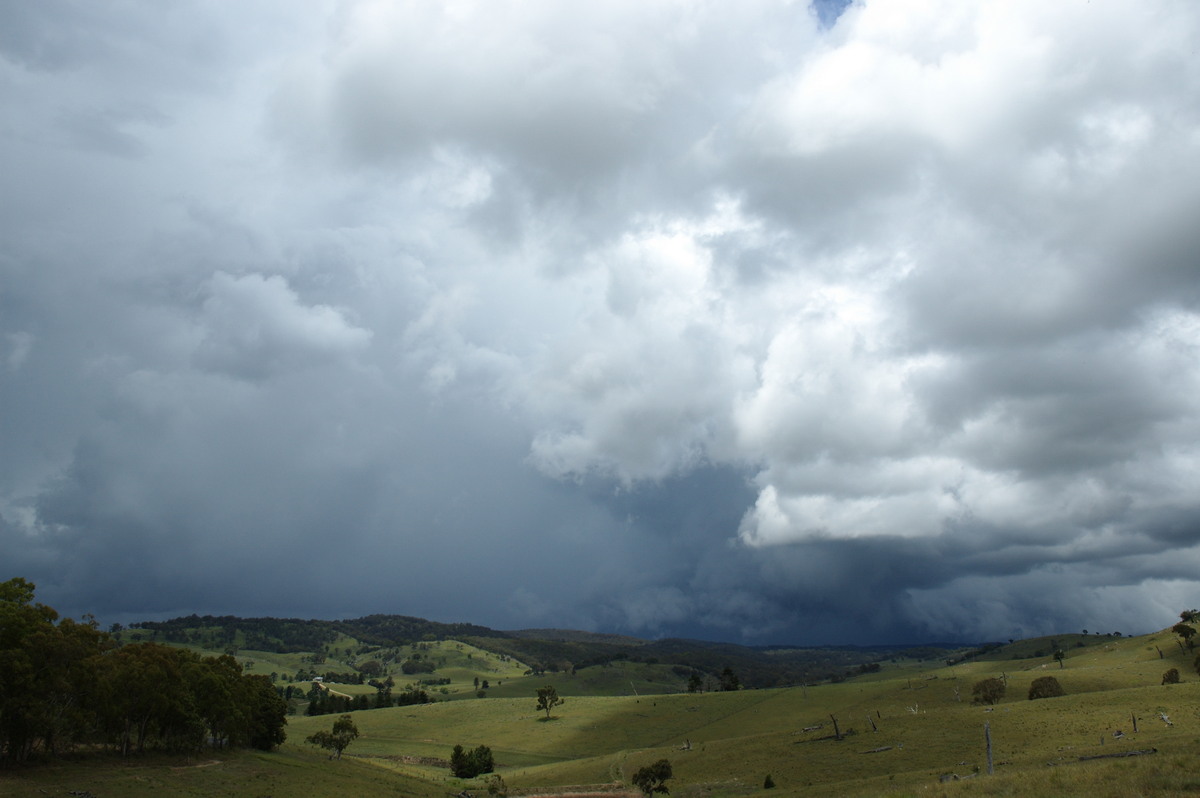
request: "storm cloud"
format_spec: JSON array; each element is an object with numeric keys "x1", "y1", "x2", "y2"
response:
[{"x1": 2, "y1": 0, "x2": 1199, "y2": 644}]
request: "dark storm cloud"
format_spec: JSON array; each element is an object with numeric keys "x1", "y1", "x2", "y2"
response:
[{"x1": 3, "y1": 0, "x2": 1200, "y2": 645}]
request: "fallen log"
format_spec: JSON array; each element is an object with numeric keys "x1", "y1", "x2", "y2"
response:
[
  {"x1": 1078, "y1": 749, "x2": 1157, "y2": 762},
  {"x1": 861, "y1": 746, "x2": 892, "y2": 754}
]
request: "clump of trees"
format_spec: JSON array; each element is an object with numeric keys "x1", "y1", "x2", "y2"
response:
[
  {"x1": 971, "y1": 677, "x2": 1006, "y2": 705},
  {"x1": 305, "y1": 684, "x2": 427, "y2": 716},
  {"x1": 450, "y1": 743, "x2": 495, "y2": 778},
  {"x1": 632, "y1": 758, "x2": 673, "y2": 796},
  {"x1": 0, "y1": 578, "x2": 287, "y2": 764},
  {"x1": 1028, "y1": 676, "x2": 1065, "y2": 700},
  {"x1": 306, "y1": 714, "x2": 359, "y2": 759},
  {"x1": 400, "y1": 653, "x2": 437, "y2": 674}
]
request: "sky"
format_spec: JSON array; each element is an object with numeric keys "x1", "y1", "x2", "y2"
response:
[{"x1": 2, "y1": 0, "x2": 1199, "y2": 646}]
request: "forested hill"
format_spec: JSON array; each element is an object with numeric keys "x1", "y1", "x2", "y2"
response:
[
  {"x1": 133, "y1": 613, "x2": 505, "y2": 653},
  {"x1": 133, "y1": 613, "x2": 959, "y2": 689}
]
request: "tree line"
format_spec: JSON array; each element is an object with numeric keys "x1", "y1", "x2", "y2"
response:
[{"x1": 0, "y1": 579, "x2": 287, "y2": 765}]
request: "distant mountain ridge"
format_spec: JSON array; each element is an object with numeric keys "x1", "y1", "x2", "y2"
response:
[{"x1": 132, "y1": 612, "x2": 962, "y2": 688}]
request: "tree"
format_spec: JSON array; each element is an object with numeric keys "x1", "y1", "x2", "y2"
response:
[
  {"x1": 0, "y1": 578, "x2": 113, "y2": 763},
  {"x1": 450, "y1": 743, "x2": 495, "y2": 778},
  {"x1": 1172, "y1": 623, "x2": 1196, "y2": 650},
  {"x1": 1181, "y1": 609, "x2": 1199, "y2": 624},
  {"x1": 1053, "y1": 650, "x2": 1065, "y2": 669},
  {"x1": 535, "y1": 685, "x2": 563, "y2": 719},
  {"x1": 632, "y1": 758, "x2": 673, "y2": 796},
  {"x1": 686, "y1": 674, "x2": 703, "y2": 693},
  {"x1": 306, "y1": 714, "x2": 358, "y2": 759},
  {"x1": 971, "y1": 677, "x2": 1006, "y2": 705},
  {"x1": 718, "y1": 667, "x2": 740, "y2": 691},
  {"x1": 1028, "y1": 676, "x2": 1065, "y2": 700},
  {"x1": 1163, "y1": 668, "x2": 1180, "y2": 685}
]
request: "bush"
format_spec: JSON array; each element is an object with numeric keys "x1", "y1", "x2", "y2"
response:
[
  {"x1": 971, "y1": 677, "x2": 1006, "y2": 705},
  {"x1": 1028, "y1": 676, "x2": 1065, "y2": 700},
  {"x1": 764, "y1": 773, "x2": 776, "y2": 789},
  {"x1": 1162, "y1": 668, "x2": 1180, "y2": 685},
  {"x1": 450, "y1": 744, "x2": 495, "y2": 778}
]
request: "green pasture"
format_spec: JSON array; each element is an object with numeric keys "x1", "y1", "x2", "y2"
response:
[
  {"x1": 16, "y1": 625, "x2": 1200, "y2": 797},
  {"x1": 2, "y1": 745, "x2": 445, "y2": 798},
  {"x1": 286, "y1": 631, "x2": 1200, "y2": 796}
]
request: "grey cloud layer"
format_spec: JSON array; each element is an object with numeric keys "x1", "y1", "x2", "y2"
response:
[{"x1": 2, "y1": 0, "x2": 1198, "y2": 643}]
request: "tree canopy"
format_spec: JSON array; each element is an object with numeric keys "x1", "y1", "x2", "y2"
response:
[
  {"x1": 535, "y1": 685, "x2": 563, "y2": 719},
  {"x1": 0, "y1": 578, "x2": 287, "y2": 764},
  {"x1": 971, "y1": 677, "x2": 1006, "y2": 705},
  {"x1": 306, "y1": 714, "x2": 359, "y2": 759},
  {"x1": 450, "y1": 743, "x2": 495, "y2": 778},
  {"x1": 1028, "y1": 676, "x2": 1065, "y2": 700},
  {"x1": 632, "y1": 758, "x2": 673, "y2": 796}
]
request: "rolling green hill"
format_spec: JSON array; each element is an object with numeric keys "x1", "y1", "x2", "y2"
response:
[
  {"x1": 125, "y1": 612, "x2": 933, "y2": 689},
  {"x1": 11, "y1": 617, "x2": 1200, "y2": 797}
]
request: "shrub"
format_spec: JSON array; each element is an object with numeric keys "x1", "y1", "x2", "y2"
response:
[
  {"x1": 971, "y1": 677, "x2": 1006, "y2": 705},
  {"x1": 1028, "y1": 676, "x2": 1065, "y2": 700},
  {"x1": 1162, "y1": 668, "x2": 1180, "y2": 685},
  {"x1": 450, "y1": 743, "x2": 495, "y2": 778},
  {"x1": 764, "y1": 773, "x2": 776, "y2": 789}
]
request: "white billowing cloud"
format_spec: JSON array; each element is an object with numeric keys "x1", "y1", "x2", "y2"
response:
[
  {"x1": 526, "y1": 209, "x2": 759, "y2": 481},
  {"x1": 195, "y1": 272, "x2": 372, "y2": 379}
]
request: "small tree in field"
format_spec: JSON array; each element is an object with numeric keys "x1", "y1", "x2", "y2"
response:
[
  {"x1": 632, "y1": 758, "x2": 672, "y2": 796},
  {"x1": 1053, "y1": 649, "x2": 1065, "y2": 669},
  {"x1": 1172, "y1": 623, "x2": 1196, "y2": 650},
  {"x1": 306, "y1": 714, "x2": 359, "y2": 759},
  {"x1": 971, "y1": 677, "x2": 1006, "y2": 705},
  {"x1": 1162, "y1": 668, "x2": 1180, "y2": 685},
  {"x1": 536, "y1": 685, "x2": 563, "y2": 719},
  {"x1": 1028, "y1": 676, "x2": 1065, "y2": 700}
]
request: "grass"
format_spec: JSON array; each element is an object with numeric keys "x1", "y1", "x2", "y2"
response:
[
  {"x1": 14, "y1": 627, "x2": 1200, "y2": 796},
  {"x1": 1, "y1": 745, "x2": 446, "y2": 798}
]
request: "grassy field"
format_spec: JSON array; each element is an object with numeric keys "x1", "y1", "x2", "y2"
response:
[
  {"x1": 10, "y1": 625, "x2": 1200, "y2": 797},
  {"x1": 1, "y1": 745, "x2": 447, "y2": 798}
]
